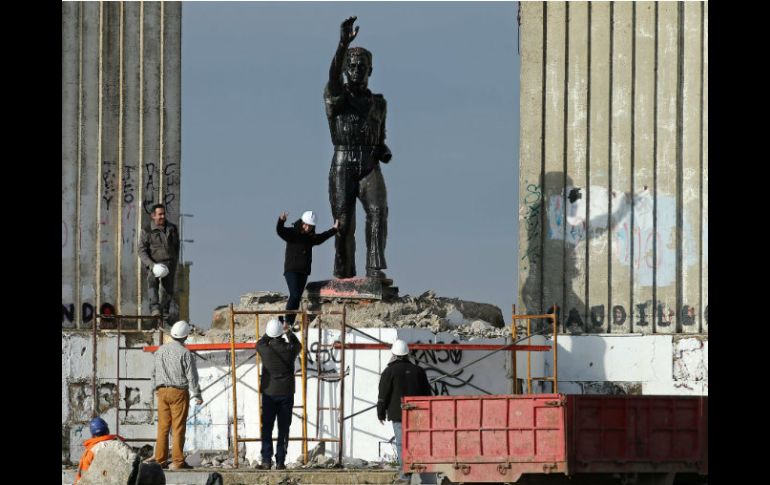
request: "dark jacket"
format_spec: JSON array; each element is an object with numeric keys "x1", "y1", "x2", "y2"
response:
[
  {"x1": 256, "y1": 332, "x2": 302, "y2": 395},
  {"x1": 277, "y1": 218, "x2": 337, "y2": 275},
  {"x1": 377, "y1": 357, "x2": 432, "y2": 422},
  {"x1": 139, "y1": 221, "x2": 179, "y2": 267}
]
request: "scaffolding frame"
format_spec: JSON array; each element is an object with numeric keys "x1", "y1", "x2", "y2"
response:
[
  {"x1": 132, "y1": 303, "x2": 559, "y2": 468},
  {"x1": 510, "y1": 304, "x2": 559, "y2": 394},
  {"x1": 93, "y1": 313, "x2": 164, "y2": 442},
  {"x1": 227, "y1": 304, "x2": 348, "y2": 468}
]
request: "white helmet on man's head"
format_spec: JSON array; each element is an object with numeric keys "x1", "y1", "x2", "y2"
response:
[
  {"x1": 391, "y1": 339, "x2": 409, "y2": 356},
  {"x1": 265, "y1": 318, "x2": 284, "y2": 338},
  {"x1": 301, "y1": 211, "x2": 317, "y2": 226},
  {"x1": 170, "y1": 320, "x2": 191, "y2": 339}
]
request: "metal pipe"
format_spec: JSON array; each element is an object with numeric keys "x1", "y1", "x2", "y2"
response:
[
  {"x1": 511, "y1": 305, "x2": 517, "y2": 395},
  {"x1": 116, "y1": 316, "x2": 122, "y2": 436},
  {"x1": 316, "y1": 315, "x2": 322, "y2": 442},
  {"x1": 92, "y1": 313, "x2": 98, "y2": 418},
  {"x1": 229, "y1": 304, "x2": 239, "y2": 468},
  {"x1": 527, "y1": 318, "x2": 532, "y2": 394},
  {"x1": 338, "y1": 305, "x2": 346, "y2": 464},
  {"x1": 551, "y1": 306, "x2": 558, "y2": 393},
  {"x1": 335, "y1": 343, "x2": 551, "y2": 351},
  {"x1": 301, "y1": 307, "x2": 308, "y2": 464},
  {"x1": 256, "y1": 314, "x2": 262, "y2": 441}
]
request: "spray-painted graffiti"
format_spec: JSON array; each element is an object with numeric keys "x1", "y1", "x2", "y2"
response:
[
  {"x1": 102, "y1": 161, "x2": 117, "y2": 211},
  {"x1": 61, "y1": 302, "x2": 116, "y2": 324},
  {"x1": 410, "y1": 341, "x2": 484, "y2": 396},
  {"x1": 122, "y1": 165, "x2": 137, "y2": 205},
  {"x1": 546, "y1": 186, "x2": 698, "y2": 288},
  {"x1": 306, "y1": 341, "x2": 342, "y2": 366},
  {"x1": 163, "y1": 163, "x2": 178, "y2": 212},
  {"x1": 520, "y1": 182, "x2": 543, "y2": 269},
  {"x1": 142, "y1": 162, "x2": 179, "y2": 215},
  {"x1": 410, "y1": 340, "x2": 462, "y2": 366},
  {"x1": 563, "y1": 302, "x2": 704, "y2": 330}
]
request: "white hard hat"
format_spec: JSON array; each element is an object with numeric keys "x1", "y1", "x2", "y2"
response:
[
  {"x1": 391, "y1": 339, "x2": 409, "y2": 356},
  {"x1": 265, "y1": 318, "x2": 284, "y2": 338},
  {"x1": 170, "y1": 320, "x2": 191, "y2": 339},
  {"x1": 301, "y1": 211, "x2": 317, "y2": 226},
  {"x1": 152, "y1": 263, "x2": 169, "y2": 278}
]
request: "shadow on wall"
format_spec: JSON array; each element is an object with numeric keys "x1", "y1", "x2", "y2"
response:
[{"x1": 520, "y1": 172, "x2": 635, "y2": 335}]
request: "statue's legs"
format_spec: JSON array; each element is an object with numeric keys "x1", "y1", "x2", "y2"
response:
[
  {"x1": 359, "y1": 166, "x2": 388, "y2": 275},
  {"x1": 329, "y1": 160, "x2": 358, "y2": 278}
]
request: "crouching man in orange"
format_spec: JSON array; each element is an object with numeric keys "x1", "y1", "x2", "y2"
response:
[{"x1": 74, "y1": 417, "x2": 126, "y2": 483}]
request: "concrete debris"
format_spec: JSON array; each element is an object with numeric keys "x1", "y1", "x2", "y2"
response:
[
  {"x1": 306, "y1": 441, "x2": 325, "y2": 464},
  {"x1": 78, "y1": 439, "x2": 136, "y2": 485},
  {"x1": 342, "y1": 457, "x2": 368, "y2": 469},
  {"x1": 208, "y1": 290, "x2": 506, "y2": 337}
]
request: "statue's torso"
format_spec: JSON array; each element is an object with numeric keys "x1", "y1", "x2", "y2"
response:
[{"x1": 325, "y1": 85, "x2": 386, "y2": 147}]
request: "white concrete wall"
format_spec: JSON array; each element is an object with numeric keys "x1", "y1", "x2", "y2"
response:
[{"x1": 62, "y1": 329, "x2": 707, "y2": 465}]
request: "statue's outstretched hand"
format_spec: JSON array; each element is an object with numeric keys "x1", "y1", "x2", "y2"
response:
[{"x1": 340, "y1": 16, "x2": 359, "y2": 45}]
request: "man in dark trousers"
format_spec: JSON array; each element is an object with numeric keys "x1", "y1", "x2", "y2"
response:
[
  {"x1": 377, "y1": 339, "x2": 432, "y2": 484},
  {"x1": 257, "y1": 318, "x2": 303, "y2": 469},
  {"x1": 139, "y1": 203, "x2": 180, "y2": 321},
  {"x1": 276, "y1": 210, "x2": 338, "y2": 326}
]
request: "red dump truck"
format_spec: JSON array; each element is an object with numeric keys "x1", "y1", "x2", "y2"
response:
[{"x1": 401, "y1": 394, "x2": 707, "y2": 485}]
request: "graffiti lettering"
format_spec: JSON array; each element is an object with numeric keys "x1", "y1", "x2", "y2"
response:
[
  {"x1": 410, "y1": 340, "x2": 462, "y2": 365},
  {"x1": 306, "y1": 341, "x2": 341, "y2": 366},
  {"x1": 681, "y1": 305, "x2": 696, "y2": 326},
  {"x1": 635, "y1": 302, "x2": 650, "y2": 326},
  {"x1": 102, "y1": 161, "x2": 117, "y2": 211},
  {"x1": 657, "y1": 303, "x2": 674, "y2": 327},
  {"x1": 565, "y1": 308, "x2": 584, "y2": 329},
  {"x1": 123, "y1": 165, "x2": 136, "y2": 205},
  {"x1": 164, "y1": 163, "x2": 178, "y2": 187},
  {"x1": 163, "y1": 192, "x2": 176, "y2": 211},
  {"x1": 520, "y1": 182, "x2": 543, "y2": 268},
  {"x1": 612, "y1": 305, "x2": 627, "y2": 325},
  {"x1": 589, "y1": 305, "x2": 605, "y2": 328},
  {"x1": 61, "y1": 302, "x2": 115, "y2": 324},
  {"x1": 143, "y1": 162, "x2": 159, "y2": 214}
]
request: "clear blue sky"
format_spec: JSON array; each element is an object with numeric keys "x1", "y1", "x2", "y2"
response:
[{"x1": 181, "y1": 1, "x2": 520, "y2": 328}]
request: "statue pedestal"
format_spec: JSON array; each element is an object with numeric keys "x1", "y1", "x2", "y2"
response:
[{"x1": 304, "y1": 276, "x2": 398, "y2": 301}]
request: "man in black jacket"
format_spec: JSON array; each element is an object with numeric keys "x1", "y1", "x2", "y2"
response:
[
  {"x1": 256, "y1": 318, "x2": 303, "y2": 469},
  {"x1": 139, "y1": 204, "x2": 180, "y2": 320},
  {"x1": 377, "y1": 339, "x2": 432, "y2": 483},
  {"x1": 276, "y1": 210, "x2": 338, "y2": 326}
]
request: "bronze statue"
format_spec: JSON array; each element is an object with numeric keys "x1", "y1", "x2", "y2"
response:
[{"x1": 325, "y1": 16, "x2": 392, "y2": 280}]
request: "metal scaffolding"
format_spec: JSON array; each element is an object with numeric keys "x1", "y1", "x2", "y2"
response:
[
  {"x1": 131, "y1": 303, "x2": 559, "y2": 468},
  {"x1": 93, "y1": 313, "x2": 164, "y2": 442}
]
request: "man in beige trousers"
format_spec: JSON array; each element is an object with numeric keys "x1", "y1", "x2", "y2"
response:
[{"x1": 147, "y1": 320, "x2": 203, "y2": 470}]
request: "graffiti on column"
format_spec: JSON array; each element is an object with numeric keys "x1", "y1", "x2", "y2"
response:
[
  {"x1": 102, "y1": 161, "x2": 117, "y2": 212},
  {"x1": 163, "y1": 163, "x2": 178, "y2": 214},
  {"x1": 123, "y1": 165, "x2": 137, "y2": 205},
  {"x1": 62, "y1": 302, "x2": 116, "y2": 324},
  {"x1": 142, "y1": 162, "x2": 160, "y2": 215},
  {"x1": 519, "y1": 181, "x2": 543, "y2": 270}
]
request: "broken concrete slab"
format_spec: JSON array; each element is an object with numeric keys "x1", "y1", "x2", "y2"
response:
[
  {"x1": 77, "y1": 440, "x2": 136, "y2": 485},
  {"x1": 208, "y1": 289, "x2": 505, "y2": 336}
]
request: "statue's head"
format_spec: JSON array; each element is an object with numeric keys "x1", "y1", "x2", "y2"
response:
[{"x1": 344, "y1": 47, "x2": 373, "y2": 86}]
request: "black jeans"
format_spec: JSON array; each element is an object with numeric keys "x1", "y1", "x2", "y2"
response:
[
  {"x1": 260, "y1": 394, "x2": 294, "y2": 464},
  {"x1": 147, "y1": 263, "x2": 175, "y2": 314},
  {"x1": 284, "y1": 272, "x2": 308, "y2": 325}
]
